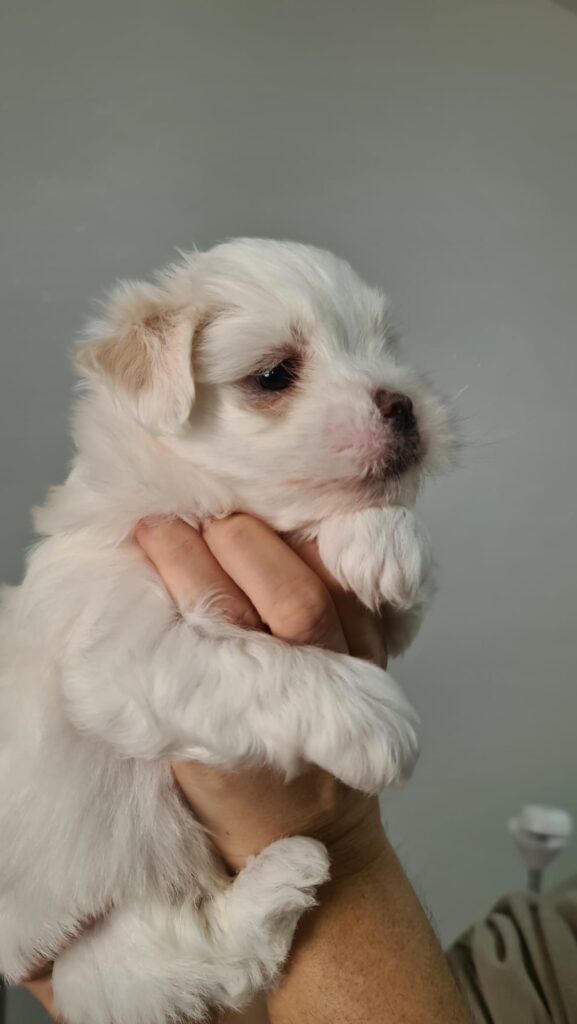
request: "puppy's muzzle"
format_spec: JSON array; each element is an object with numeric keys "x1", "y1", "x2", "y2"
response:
[
  {"x1": 374, "y1": 390, "x2": 418, "y2": 436},
  {"x1": 370, "y1": 389, "x2": 422, "y2": 479}
]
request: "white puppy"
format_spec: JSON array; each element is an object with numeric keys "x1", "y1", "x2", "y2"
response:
[{"x1": 0, "y1": 239, "x2": 454, "y2": 1024}]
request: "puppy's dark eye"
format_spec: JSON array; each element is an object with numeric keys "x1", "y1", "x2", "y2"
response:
[{"x1": 253, "y1": 359, "x2": 298, "y2": 392}]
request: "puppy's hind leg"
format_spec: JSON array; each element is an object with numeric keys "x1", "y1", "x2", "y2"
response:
[
  {"x1": 207, "y1": 836, "x2": 330, "y2": 1002},
  {"x1": 52, "y1": 837, "x2": 329, "y2": 1024}
]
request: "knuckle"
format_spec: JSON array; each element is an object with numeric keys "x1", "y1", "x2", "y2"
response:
[
  {"x1": 225, "y1": 598, "x2": 263, "y2": 632},
  {"x1": 269, "y1": 579, "x2": 332, "y2": 643},
  {"x1": 236, "y1": 607, "x2": 264, "y2": 632}
]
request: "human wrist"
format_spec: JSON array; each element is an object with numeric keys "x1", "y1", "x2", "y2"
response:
[{"x1": 313, "y1": 794, "x2": 389, "y2": 887}]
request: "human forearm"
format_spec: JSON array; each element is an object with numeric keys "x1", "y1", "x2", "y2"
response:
[{"x1": 267, "y1": 814, "x2": 472, "y2": 1024}]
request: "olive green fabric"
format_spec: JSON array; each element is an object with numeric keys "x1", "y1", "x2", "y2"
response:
[{"x1": 448, "y1": 878, "x2": 577, "y2": 1023}]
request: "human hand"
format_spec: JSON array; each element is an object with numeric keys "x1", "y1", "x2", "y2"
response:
[{"x1": 136, "y1": 514, "x2": 389, "y2": 877}]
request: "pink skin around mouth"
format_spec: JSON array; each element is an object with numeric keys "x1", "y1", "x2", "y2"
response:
[
  {"x1": 328, "y1": 424, "x2": 388, "y2": 461},
  {"x1": 326, "y1": 417, "x2": 422, "y2": 484}
]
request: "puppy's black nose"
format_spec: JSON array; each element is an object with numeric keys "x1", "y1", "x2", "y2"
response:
[{"x1": 374, "y1": 390, "x2": 416, "y2": 432}]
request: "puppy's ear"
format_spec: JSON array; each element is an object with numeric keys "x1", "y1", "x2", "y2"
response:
[{"x1": 75, "y1": 281, "x2": 198, "y2": 435}]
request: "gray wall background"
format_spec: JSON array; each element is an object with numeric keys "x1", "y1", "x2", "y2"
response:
[{"x1": 2, "y1": 0, "x2": 576, "y2": 1019}]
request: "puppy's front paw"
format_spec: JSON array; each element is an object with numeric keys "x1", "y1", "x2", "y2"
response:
[
  {"x1": 304, "y1": 655, "x2": 420, "y2": 793},
  {"x1": 243, "y1": 837, "x2": 331, "y2": 901},
  {"x1": 317, "y1": 506, "x2": 434, "y2": 613}
]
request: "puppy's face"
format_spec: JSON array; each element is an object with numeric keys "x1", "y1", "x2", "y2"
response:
[{"x1": 78, "y1": 240, "x2": 454, "y2": 529}]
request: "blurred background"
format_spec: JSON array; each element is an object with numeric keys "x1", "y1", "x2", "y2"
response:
[{"x1": 1, "y1": 0, "x2": 576, "y2": 1019}]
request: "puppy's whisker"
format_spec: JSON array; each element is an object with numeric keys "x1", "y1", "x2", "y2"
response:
[{"x1": 450, "y1": 385, "x2": 470, "y2": 402}]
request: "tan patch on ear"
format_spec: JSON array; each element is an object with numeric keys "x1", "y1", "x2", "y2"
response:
[
  {"x1": 75, "y1": 278, "x2": 200, "y2": 432},
  {"x1": 78, "y1": 308, "x2": 184, "y2": 395},
  {"x1": 139, "y1": 311, "x2": 176, "y2": 340},
  {"x1": 87, "y1": 330, "x2": 154, "y2": 394}
]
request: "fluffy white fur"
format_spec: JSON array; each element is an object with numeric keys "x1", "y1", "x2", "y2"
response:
[{"x1": 0, "y1": 239, "x2": 454, "y2": 1023}]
